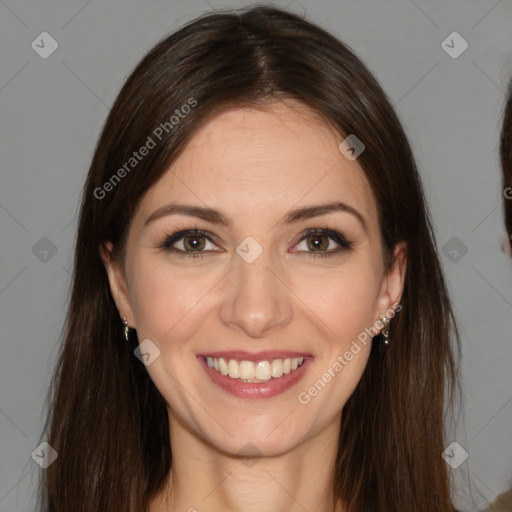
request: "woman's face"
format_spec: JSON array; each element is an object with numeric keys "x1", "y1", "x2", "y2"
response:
[{"x1": 101, "y1": 100, "x2": 406, "y2": 457}]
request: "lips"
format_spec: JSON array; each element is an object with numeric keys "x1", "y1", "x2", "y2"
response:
[{"x1": 197, "y1": 351, "x2": 312, "y2": 399}]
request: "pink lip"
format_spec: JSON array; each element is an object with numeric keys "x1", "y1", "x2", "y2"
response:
[{"x1": 197, "y1": 354, "x2": 313, "y2": 399}]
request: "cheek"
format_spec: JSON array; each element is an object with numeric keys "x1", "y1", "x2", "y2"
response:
[
  {"x1": 127, "y1": 262, "x2": 212, "y2": 409},
  {"x1": 291, "y1": 260, "x2": 381, "y2": 342},
  {"x1": 128, "y1": 261, "x2": 211, "y2": 343}
]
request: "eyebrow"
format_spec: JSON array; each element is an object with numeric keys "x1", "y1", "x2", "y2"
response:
[{"x1": 143, "y1": 201, "x2": 368, "y2": 232}]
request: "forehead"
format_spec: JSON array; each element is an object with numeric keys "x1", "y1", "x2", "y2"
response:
[{"x1": 134, "y1": 101, "x2": 378, "y2": 229}]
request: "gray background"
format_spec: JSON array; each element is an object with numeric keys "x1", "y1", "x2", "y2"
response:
[{"x1": 1, "y1": 0, "x2": 511, "y2": 510}]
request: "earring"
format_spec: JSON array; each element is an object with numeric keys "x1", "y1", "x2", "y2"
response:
[
  {"x1": 380, "y1": 316, "x2": 390, "y2": 345},
  {"x1": 122, "y1": 315, "x2": 130, "y2": 341}
]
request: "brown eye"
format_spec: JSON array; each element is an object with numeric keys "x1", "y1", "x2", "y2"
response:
[
  {"x1": 182, "y1": 234, "x2": 206, "y2": 251},
  {"x1": 158, "y1": 229, "x2": 221, "y2": 258},
  {"x1": 305, "y1": 234, "x2": 330, "y2": 252},
  {"x1": 293, "y1": 228, "x2": 354, "y2": 258}
]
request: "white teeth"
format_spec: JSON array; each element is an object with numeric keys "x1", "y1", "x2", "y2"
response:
[
  {"x1": 218, "y1": 357, "x2": 229, "y2": 375},
  {"x1": 206, "y1": 356, "x2": 305, "y2": 382},
  {"x1": 239, "y1": 360, "x2": 255, "y2": 380},
  {"x1": 228, "y1": 359, "x2": 240, "y2": 379},
  {"x1": 255, "y1": 360, "x2": 271, "y2": 380},
  {"x1": 271, "y1": 359, "x2": 283, "y2": 378}
]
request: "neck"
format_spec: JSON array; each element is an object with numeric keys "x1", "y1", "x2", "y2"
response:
[{"x1": 150, "y1": 410, "x2": 344, "y2": 512}]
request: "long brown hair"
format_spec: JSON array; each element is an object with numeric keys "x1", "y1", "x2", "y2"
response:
[
  {"x1": 500, "y1": 77, "x2": 512, "y2": 243},
  {"x1": 39, "y1": 5, "x2": 462, "y2": 511}
]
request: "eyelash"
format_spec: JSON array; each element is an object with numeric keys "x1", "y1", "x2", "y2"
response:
[{"x1": 156, "y1": 224, "x2": 354, "y2": 260}]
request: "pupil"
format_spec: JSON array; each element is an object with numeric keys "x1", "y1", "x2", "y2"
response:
[
  {"x1": 185, "y1": 235, "x2": 204, "y2": 251},
  {"x1": 309, "y1": 235, "x2": 327, "y2": 251}
]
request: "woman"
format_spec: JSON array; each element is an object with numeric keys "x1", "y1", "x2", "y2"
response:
[
  {"x1": 485, "y1": 78, "x2": 512, "y2": 509},
  {"x1": 39, "y1": 5, "x2": 461, "y2": 511},
  {"x1": 501, "y1": 78, "x2": 512, "y2": 256}
]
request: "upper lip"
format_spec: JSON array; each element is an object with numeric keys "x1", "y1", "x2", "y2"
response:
[{"x1": 199, "y1": 350, "x2": 312, "y2": 362}]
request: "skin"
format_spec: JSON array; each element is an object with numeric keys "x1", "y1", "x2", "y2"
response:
[{"x1": 100, "y1": 99, "x2": 406, "y2": 512}]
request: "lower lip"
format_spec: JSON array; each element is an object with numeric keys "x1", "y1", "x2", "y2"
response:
[{"x1": 197, "y1": 356, "x2": 312, "y2": 399}]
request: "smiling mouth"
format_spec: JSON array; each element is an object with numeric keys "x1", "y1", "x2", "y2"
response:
[{"x1": 204, "y1": 356, "x2": 305, "y2": 383}]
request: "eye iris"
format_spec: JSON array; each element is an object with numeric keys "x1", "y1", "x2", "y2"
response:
[
  {"x1": 184, "y1": 235, "x2": 205, "y2": 251},
  {"x1": 307, "y1": 235, "x2": 328, "y2": 251}
]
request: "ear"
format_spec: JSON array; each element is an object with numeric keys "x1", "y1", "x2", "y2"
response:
[
  {"x1": 99, "y1": 240, "x2": 136, "y2": 328},
  {"x1": 373, "y1": 241, "x2": 407, "y2": 325}
]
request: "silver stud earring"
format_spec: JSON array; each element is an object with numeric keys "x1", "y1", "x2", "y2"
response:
[
  {"x1": 122, "y1": 315, "x2": 130, "y2": 341},
  {"x1": 380, "y1": 316, "x2": 390, "y2": 345}
]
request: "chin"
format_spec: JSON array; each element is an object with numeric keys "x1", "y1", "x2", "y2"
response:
[{"x1": 197, "y1": 415, "x2": 311, "y2": 458}]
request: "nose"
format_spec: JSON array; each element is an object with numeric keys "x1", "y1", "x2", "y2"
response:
[{"x1": 219, "y1": 249, "x2": 293, "y2": 338}]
